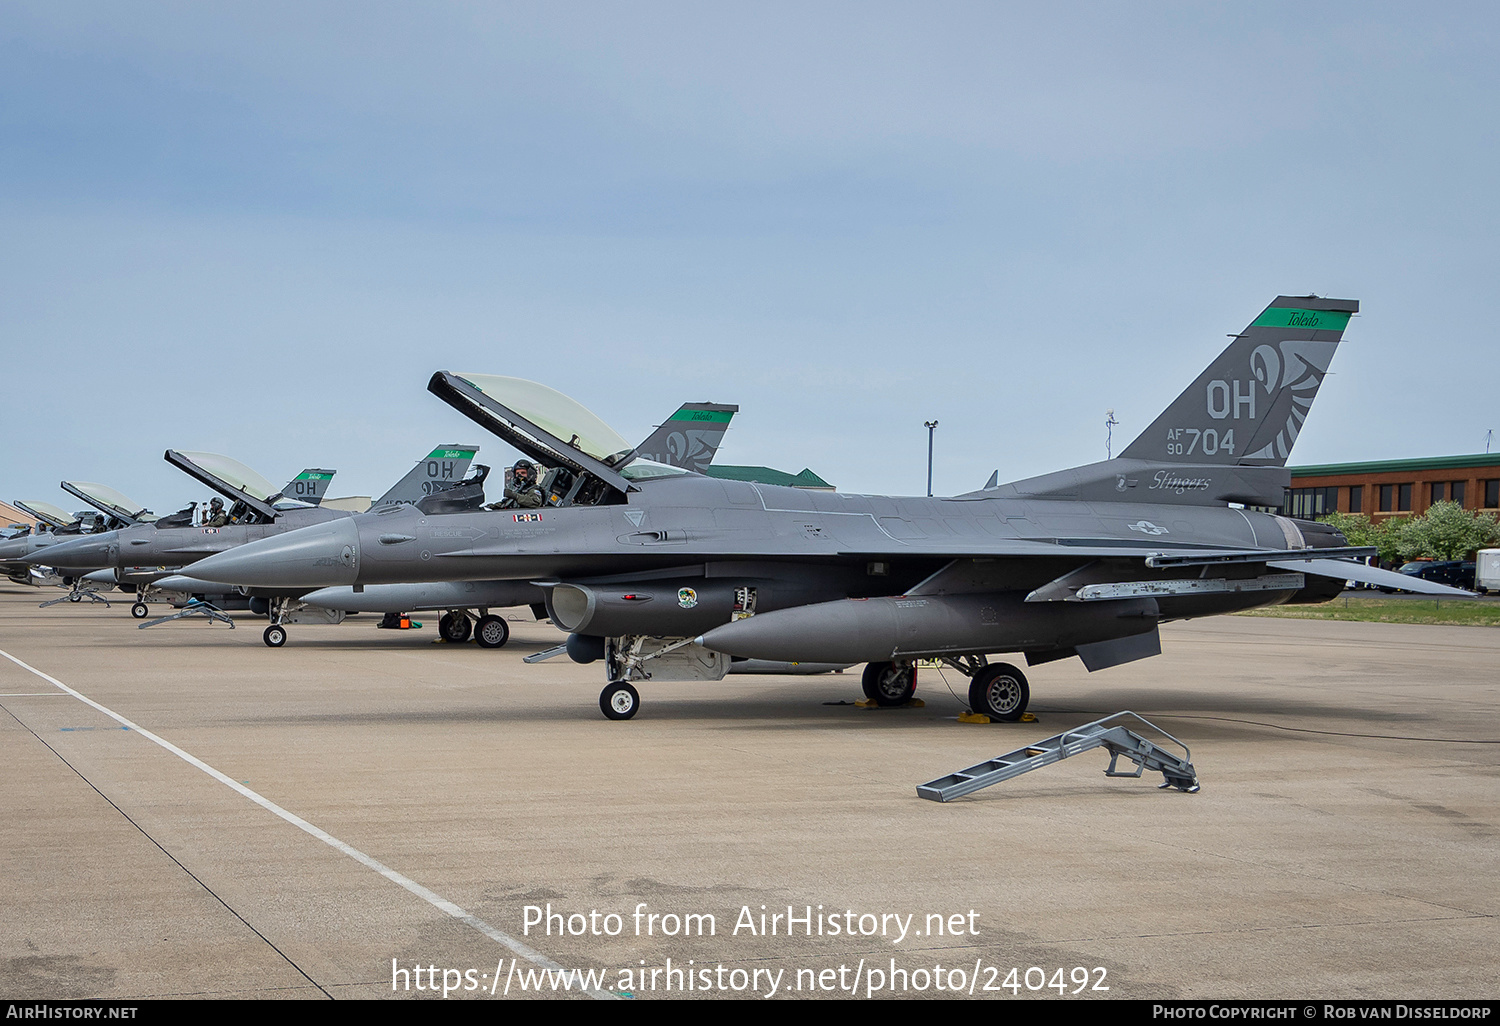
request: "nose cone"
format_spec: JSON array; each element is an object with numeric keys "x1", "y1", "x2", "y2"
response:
[
  {"x1": 25, "y1": 531, "x2": 119, "y2": 569},
  {"x1": 185, "y1": 517, "x2": 361, "y2": 588}
]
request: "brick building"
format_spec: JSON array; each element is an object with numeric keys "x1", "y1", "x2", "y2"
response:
[{"x1": 1286, "y1": 454, "x2": 1500, "y2": 519}]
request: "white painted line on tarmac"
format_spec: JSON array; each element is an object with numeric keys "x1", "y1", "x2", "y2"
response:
[{"x1": 0, "y1": 647, "x2": 614, "y2": 1000}]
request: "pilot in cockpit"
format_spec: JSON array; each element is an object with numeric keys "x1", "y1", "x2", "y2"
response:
[{"x1": 500, "y1": 460, "x2": 544, "y2": 510}]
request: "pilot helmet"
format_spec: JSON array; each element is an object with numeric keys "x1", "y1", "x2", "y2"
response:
[
  {"x1": 209, "y1": 497, "x2": 224, "y2": 510},
  {"x1": 512, "y1": 459, "x2": 535, "y2": 483}
]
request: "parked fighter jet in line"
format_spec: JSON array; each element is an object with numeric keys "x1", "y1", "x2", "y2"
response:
[
  {"x1": 184, "y1": 296, "x2": 1475, "y2": 720},
  {"x1": 31, "y1": 446, "x2": 476, "y2": 620},
  {"x1": 292, "y1": 399, "x2": 739, "y2": 649},
  {"x1": 0, "y1": 501, "x2": 87, "y2": 585}
]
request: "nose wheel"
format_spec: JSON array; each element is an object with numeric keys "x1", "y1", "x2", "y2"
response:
[
  {"x1": 131, "y1": 602, "x2": 149, "y2": 619},
  {"x1": 263, "y1": 624, "x2": 288, "y2": 648},
  {"x1": 600, "y1": 681, "x2": 640, "y2": 720}
]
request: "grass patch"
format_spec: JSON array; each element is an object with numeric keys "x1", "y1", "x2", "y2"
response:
[{"x1": 1236, "y1": 595, "x2": 1500, "y2": 627}]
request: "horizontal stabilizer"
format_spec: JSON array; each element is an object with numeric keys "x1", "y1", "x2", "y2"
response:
[{"x1": 1266, "y1": 557, "x2": 1476, "y2": 597}]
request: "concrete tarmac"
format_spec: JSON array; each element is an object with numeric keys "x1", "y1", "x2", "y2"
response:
[{"x1": 0, "y1": 587, "x2": 1495, "y2": 1000}]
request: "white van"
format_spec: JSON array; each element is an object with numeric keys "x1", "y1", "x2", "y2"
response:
[{"x1": 1477, "y1": 549, "x2": 1500, "y2": 594}]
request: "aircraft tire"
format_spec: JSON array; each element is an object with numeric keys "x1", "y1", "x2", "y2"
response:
[
  {"x1": 474, "y1": 614, "x2": 510, "y2": 649},
  {"x1": 439, "y1": 611, "x2": 473, "y2": 643},
  {"x1": 600, "y1": 681, "x2": 640, "y2": 720},
  {"x1": 130, "y1": 602, "x2": 149, "y2": 619},
  {"x1": 68, "y1": 592, "x2": 82, "y2": 603},
  {"x1": 969, "y1": 663, "x2": 1029, "y2": 721},
  {"x1": 264, "y1": 625, "x2": 287, "y2": 648},
  {"x1": 863, "y1": 661, "x2": 916, "y2": 707}
]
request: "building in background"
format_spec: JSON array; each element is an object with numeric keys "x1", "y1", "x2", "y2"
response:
[{"x1": 1286, "y1": 454, "x2": 1500, "y2": 519}]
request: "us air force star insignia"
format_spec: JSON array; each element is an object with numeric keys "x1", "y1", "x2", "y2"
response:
[
  {"x1": 1128, "y1": 521, "x2": 1169, "y2": 535},
  {"x1": 624, "y1": 509, "x2": 645, "y2": 528}
]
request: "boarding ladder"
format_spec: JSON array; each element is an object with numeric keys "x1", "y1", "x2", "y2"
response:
[
  {"x1": 916, "y1": 711, "x2": 1199, "y2": 802},
  {"x1": 39, "y1": 585, "x2": 111, "y2": 609},
  {"x1": 138, "y1": 599, "x2": 235, "y2": 629}
]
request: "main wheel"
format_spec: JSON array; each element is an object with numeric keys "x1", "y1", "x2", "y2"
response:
[
  {"x1": 130, "y1": 602, "x2": 149, "y2": 619},
  {"x1": 439, "y1": 611, "x2": 473, "y2": 643},
  {"x1": 600, "y1": 681, "x2": 640, "y2": 720},
  {"x1": 474, "y1": 614, "x2": 510, "y2": 649},
  {"x1": 969, "y1": 662, "x2": 1029, "y2": 721},
  {"x1": 862, "y1": 661, "x2": 917, "y2": 707},
  {"x1": 263, "y1": 624, "x2": 287, "y2": 648}
]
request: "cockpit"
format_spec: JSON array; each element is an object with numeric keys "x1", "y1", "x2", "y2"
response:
[
  {"x1": 158, "y1": 451, "x2": 287, "y2": 527},
  {"x1": 429, "y1": 372, "x2": 692, "y2": 510}
]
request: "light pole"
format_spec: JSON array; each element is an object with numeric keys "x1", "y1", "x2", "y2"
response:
[{"x1": 924, "y1": 420, "x2": 938, "y2": 496}]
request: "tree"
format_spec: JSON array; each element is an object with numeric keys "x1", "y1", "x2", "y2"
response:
[
  {"x1": 1401, "y1": 500, "x2": 1500, "y2": 561},
  {"x1": 1321, "y1": 502, "x2": 1500, "y2": 563}
]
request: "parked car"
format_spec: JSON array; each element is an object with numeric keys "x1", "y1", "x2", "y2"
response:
[{"x1": 1395, "y1": 560, "x2": 1476, "y2": 590}]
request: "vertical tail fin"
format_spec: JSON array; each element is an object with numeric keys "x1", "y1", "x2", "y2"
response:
[
  {"x1": 281, "y1": 469, "x2": 336, "y2": 505},
  {"x1": 631, "y1": 403, "x2": 738, "y2": 473},
  {"x1": 1120, "y1": 296, "x2": 1357, "y2": 466},
  {"x1": 375, "y1": 445, "x2": 479, "y2": 507}
]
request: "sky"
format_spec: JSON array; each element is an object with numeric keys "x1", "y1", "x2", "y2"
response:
[{"x1": 3, "y1": 2, "x2": 1497, "y2": 514}]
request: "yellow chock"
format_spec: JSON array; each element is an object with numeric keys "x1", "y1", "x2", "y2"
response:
[
  {"x1": 854, "y1": 698, "x2": 926, "y2": 709},
  {"x1": 958, "y1": 710, "x2": 1039, "y2": 724}
]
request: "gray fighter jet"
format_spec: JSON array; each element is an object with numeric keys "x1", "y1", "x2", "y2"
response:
[
  {"x1": 32, "y1": 446, "x2": 476, "y2": 621},
  {"x1": 0, "y1": 500, "x2": 90, "y2": 585},
  {"x1": 292, "y1": 399, "x2": 739, "y2": 649},
  {"x1": 183, "y1": 296, "x2": 1475, "y2": 720}
]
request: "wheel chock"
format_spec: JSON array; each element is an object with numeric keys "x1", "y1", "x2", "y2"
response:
[{"x1": 958, "y1": 710, "x2": 1039, "y2": 725}]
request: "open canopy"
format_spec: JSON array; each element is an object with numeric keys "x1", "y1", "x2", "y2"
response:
[
  {"x1": 163, "y1": 451, "x2": 282, "y2": 520},
  {"x1": 13, "y1": 500, "x2": 75, "y2": 528},
  {"x1": 61, "y1": 481, "x2": 156, "y2": 525}
]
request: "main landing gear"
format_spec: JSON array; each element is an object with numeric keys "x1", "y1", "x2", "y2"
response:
[
  {"x1": 861, "y1": 661, "x2": 918, "y2": 706},
  {"x1": 876, "y1": 654, "x2": 1030, "y2": 721},
  {"x1": 967, "y1": 662, "x2": 1030, "y2": 722},
  {"x1": 474, "y1": 614, "x2": 510, "y2": 649},
  {"x1": 439, "y1": 611, "x2": 473, "y2": 643}
]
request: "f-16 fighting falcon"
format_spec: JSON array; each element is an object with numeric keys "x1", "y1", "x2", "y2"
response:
[
  {"x1": 31, "y1": 446, "x2": 476, "y2": 624},
  {"x1": 0, "y1": 500, "x2": 97, "y2": 586},
  {"x1": 182, "y1": 296, "x2": 1475, "y2": 720}
]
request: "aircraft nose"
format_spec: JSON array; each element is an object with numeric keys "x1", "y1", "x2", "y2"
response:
[
  {"x1": 184, "y1": 517, "x2": 361, "y2": 588},
  {"x1": 24, "y1": 532, "x2": 118, "y2": 569}
]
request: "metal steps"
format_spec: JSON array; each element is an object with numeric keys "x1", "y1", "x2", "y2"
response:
[
  {"x1": 138, "y1": 599, "x2": 235, "y2": 629},
  {"x1": 917, "y1": 711, "x2": 1199, "y2": 802}
]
